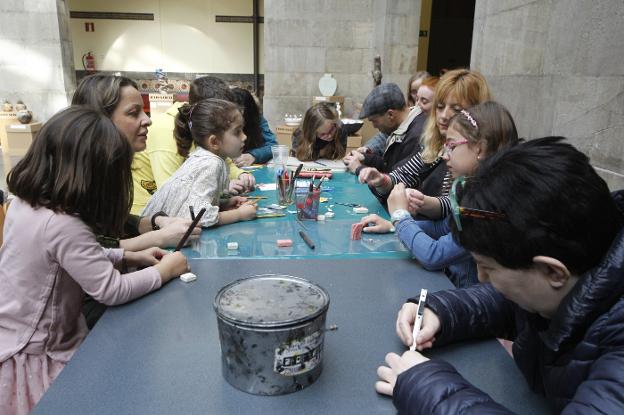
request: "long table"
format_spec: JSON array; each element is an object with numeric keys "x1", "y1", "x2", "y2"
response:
[
  {"x1": 33, "y1": 259, "x2": 551, "y2": 414},
  {"x1": 183, "y1": 167, "x2": 410, "y2": 259}
]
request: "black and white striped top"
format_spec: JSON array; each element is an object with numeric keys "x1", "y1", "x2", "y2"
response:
[{"x1": 388, "y1": 153, "x2": 453, "y2": 217}]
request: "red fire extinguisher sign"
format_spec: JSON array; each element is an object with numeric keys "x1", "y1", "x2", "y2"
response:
[{"x1": 82, "y1": 52, "x2": 96, "y2": 73}]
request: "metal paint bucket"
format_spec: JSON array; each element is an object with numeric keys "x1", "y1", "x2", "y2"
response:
[{"x1": 214, "y1": 274, "x2": 330, "y2": 395}]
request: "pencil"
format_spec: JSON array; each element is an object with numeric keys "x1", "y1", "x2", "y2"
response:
[
  {"x1": 298, "y1": 230, "x2": 315, "y2": 249},
  {"x1": 256, "y1": 213, "x2": 286, "y2": 218},
  {"x1": 175, "y1": 207, "x2": 205, "y2": 251},
  {"x1": 410, "y1": 289, "x2": 428, "y2": 351}
]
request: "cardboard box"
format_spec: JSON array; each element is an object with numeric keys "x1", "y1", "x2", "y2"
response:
[
  {"x1": 4, "y1": 122, "x2": 41, "y2": 156},
  {"x1": 0, "y1": 111, "x2": 20, "y2": 152},
  {"x1": 346, "y1": 133, "x2": 362, "y2": 154},
  {"x1": 275, "y1": 124, "x2": 298, "y2": 148},
  {"x1": 359, "y1": 119, "x2": 379, "y2": 143}
]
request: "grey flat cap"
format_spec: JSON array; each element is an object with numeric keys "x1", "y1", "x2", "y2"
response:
[{"x1": 359, "y1": 83, "x2": 406, "y2": 119}]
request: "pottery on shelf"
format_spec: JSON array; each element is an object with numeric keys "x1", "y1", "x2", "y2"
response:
[
  {"x1": 15, "y1": 101, "x2": 27, "y2": 112},
  {"x1": 2, "y1": 100, "x2": 12, "y2": 112},
  {"x1": 16, "y1": 110, "x2": 32, "y2": 124},
  {"x1": 318, "y1": 73, "x2": 337, "y2": 97},
  {"x1": 284, "y1": 113, "x2": 302, "y2": 126}
]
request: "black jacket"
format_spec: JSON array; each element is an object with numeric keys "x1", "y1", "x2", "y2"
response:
[
  {"x1": 394, "y1": 191, "x2": 624, "y2": 414},
  {"x1": 362, "y1": 110, "x2": 426, "y2": 173}
]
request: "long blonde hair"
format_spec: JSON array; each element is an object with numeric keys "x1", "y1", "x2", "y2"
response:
[
  {"x1": 295, "y1": 103, "x2": 345, "y2": 161},
  {"x1": 421, "y1": 69, "x2": 491, "y2": 163}
]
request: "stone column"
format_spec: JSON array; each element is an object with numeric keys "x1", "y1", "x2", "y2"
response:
[
  {"x1": 471, "y1": 0, "x2": 624, "y2": 189},
  {"x1": 263, "y1": 0, "x2": 421, "y2": 128},
  {"x1": 0, "y1": 0, "x2": 76, "y2": 122}
]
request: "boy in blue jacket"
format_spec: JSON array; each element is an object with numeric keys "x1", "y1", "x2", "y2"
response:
[{"x1": 376, "y1": 137, "x2": 624, "y2": 414}]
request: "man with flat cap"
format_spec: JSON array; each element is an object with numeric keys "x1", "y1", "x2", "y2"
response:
[{"x1": 344, "y1": 82, "x2": 425, "y2": 175}]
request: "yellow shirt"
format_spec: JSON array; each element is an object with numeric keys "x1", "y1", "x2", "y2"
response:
[{"x1": 131, "y1": 102, "x2": 246, "y2": 215}]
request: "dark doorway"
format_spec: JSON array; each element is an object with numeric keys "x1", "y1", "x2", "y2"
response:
[{"x1": 426, "y1": 0, "x2": 476, "y2": 76}]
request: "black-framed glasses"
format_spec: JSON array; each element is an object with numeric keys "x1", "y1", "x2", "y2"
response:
[{"x1": 450, "y1": 176, "x2": 508, "y2": 231}]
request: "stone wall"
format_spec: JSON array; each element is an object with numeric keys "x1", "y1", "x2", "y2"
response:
[
  {"x1": 0, "y1": 0, "x2": 75, "y2": 122},
  {"x1": 263, "y1": 0, "x2": 421, "y2": 128},
  {"x1": 471, "y1": 0, "x2": 624, "y2": 189}
]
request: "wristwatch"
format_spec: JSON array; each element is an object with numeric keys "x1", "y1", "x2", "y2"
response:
[
  {"x1": 150, "y1": 211, "x2": 168, "y2": 231},
  {"x1": 390, "y1": 209, "x2": 411, "y2": 225}
]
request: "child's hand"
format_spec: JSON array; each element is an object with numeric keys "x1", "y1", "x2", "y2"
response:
[
  {"x1": 238, "y1": 172, "x2": 256, "y2": 192},
  {"x1": 405, "y1": 188, "x2": 425, "y2": 214},
  {"x1": 123, "y1": 247, "x2": 168, "y2": 268},
  {"x1": 223, "y1": 196, "x2": 247, "y2": 210},
  {"x1": 154, "y1": 251, "x2": 189, "y2": 284},
  {"x1": 237, "y1": 203, "x2": 257, "y2": 221},
  {"x1": 360, "y1": 214, "x2": 394, "y2": 233},
  {"x1": 396, "y1": 303, "x2": 440, "y2": 350},
  {"x1": 355, "y1": 146, "x2": 369, "y2": 154},
  {"x1": 155, "y1": 218, "x2": 201, "y2": 248},
  {"x1": 387, "y1": 183, "x2": 409, "y2": 214},
  {"x1": 234, "y1": 154, "x2": 256, "y2": 167},
  {"x1": 375, "y1": 350, "x2": 430, "y2": 396},
  {"x1": 228, "y1": 179, "x2": 245, "y2": 195}
]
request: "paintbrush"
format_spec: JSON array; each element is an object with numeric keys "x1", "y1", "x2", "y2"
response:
[
  {"x1": 175, "y1": 207, "x2": 205, "y2": 251},
  {"x1": 293, "y1": 163, "x2": 304, "y2": 180}
]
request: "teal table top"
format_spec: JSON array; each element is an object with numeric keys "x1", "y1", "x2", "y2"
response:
[{"x1": 183, "y1": 167, "x2": 410, "y2": 259}]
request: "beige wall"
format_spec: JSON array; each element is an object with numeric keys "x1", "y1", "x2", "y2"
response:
[{"x1": 68, "y1": 0, "x2": 263, "y2": 74}]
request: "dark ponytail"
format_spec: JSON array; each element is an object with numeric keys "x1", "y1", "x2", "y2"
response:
[
  {"x1": 174, "y1": 104, "x2": 194, "y2": 158},
  {"x1": 174, "y1": 99, "x2": 241, "y2": 157}
]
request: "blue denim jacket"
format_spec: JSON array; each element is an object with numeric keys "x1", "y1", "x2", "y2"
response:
[
  {"x1": 246, "y1": 116, "x2": 278, "y2": 163},
  {"x1": 395, "y1": 217, "x2": 478, "y2": 288}
]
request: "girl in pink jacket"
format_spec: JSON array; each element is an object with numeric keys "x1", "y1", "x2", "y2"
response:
[{"x1": 0, "y1": 107, "x2": 189, "y2": 414}]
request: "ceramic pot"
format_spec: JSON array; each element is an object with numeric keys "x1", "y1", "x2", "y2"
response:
[
  {"x1": 318, "y1": 74, "x2": 337, "y2": 97},
  {"x1": 2, "y1": 101, "x2": 12, "y2": 112},
  {"x1": 15, "y1": 101, "x2": 27, "y2": 112},
  {"x1": 16, "y1": 110, "x2": 32, "y2": 124}
]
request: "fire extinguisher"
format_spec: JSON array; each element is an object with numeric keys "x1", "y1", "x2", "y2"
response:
[{"x1": 82, "y1": 52, "x2": 96, "y2": 73}]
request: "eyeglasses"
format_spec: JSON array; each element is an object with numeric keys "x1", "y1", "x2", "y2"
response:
[
  {"x1": 317, "y1": 123, "x2": 337, "y2": 139},
  {"x1": 449, "y1": 176, "x2": 507, "y2": 231},
  {"x1": 442, "y1": 139, "x2": 468, "y2": 157}
]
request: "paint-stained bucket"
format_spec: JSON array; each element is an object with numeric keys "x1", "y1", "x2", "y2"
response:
[{"x1": 214, "y1": 274, "x2": 330, "y2": 395}]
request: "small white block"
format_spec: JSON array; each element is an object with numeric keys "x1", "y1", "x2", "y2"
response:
[
  {"x1": 325, "y1": 211, "x2": 335, "y2": 218},
  {"x1": 227, "y1": 242, "x2": 239, "y2": 250},
  {"x1": 353, "y1": 206, "x2": 369, "y2": 214},
  {"x1": 317, "y1": 214, "x2": 325, "y2": 221},
  {"x1": 180, "y1": 272, "x2": 197, "y2": 283}
]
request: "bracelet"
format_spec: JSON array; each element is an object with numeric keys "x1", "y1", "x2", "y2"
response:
[
  {"x1": 382, "y1": 174, "x2": 391, "y2": 188},
  {"x1": 150, "y1": 211, "x2": 168, "y2": 231}
]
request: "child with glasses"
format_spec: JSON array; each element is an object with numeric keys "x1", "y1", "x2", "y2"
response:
[
  {"x1": 358, "y1": 69, "x2": 490, "y2": 218},
  {"x1": 360, "y1": 101, "x2": 519, "y2": 288},
  {"x1": 377, "y1": 137, "x2": 624, "y2": 414}
]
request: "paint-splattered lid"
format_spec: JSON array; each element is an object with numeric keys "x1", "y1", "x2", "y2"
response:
[{"x1": 214, "y1": 274, "x2": 330, "y2": 328}]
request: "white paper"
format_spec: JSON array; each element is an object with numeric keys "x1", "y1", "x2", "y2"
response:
[{"x1": 257, "y1": 183, "x2": 277, "y2": 191}]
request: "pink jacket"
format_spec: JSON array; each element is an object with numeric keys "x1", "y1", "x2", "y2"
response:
[{"x1": 0, "y1": 198, "x2": 162, "y2": 363}]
